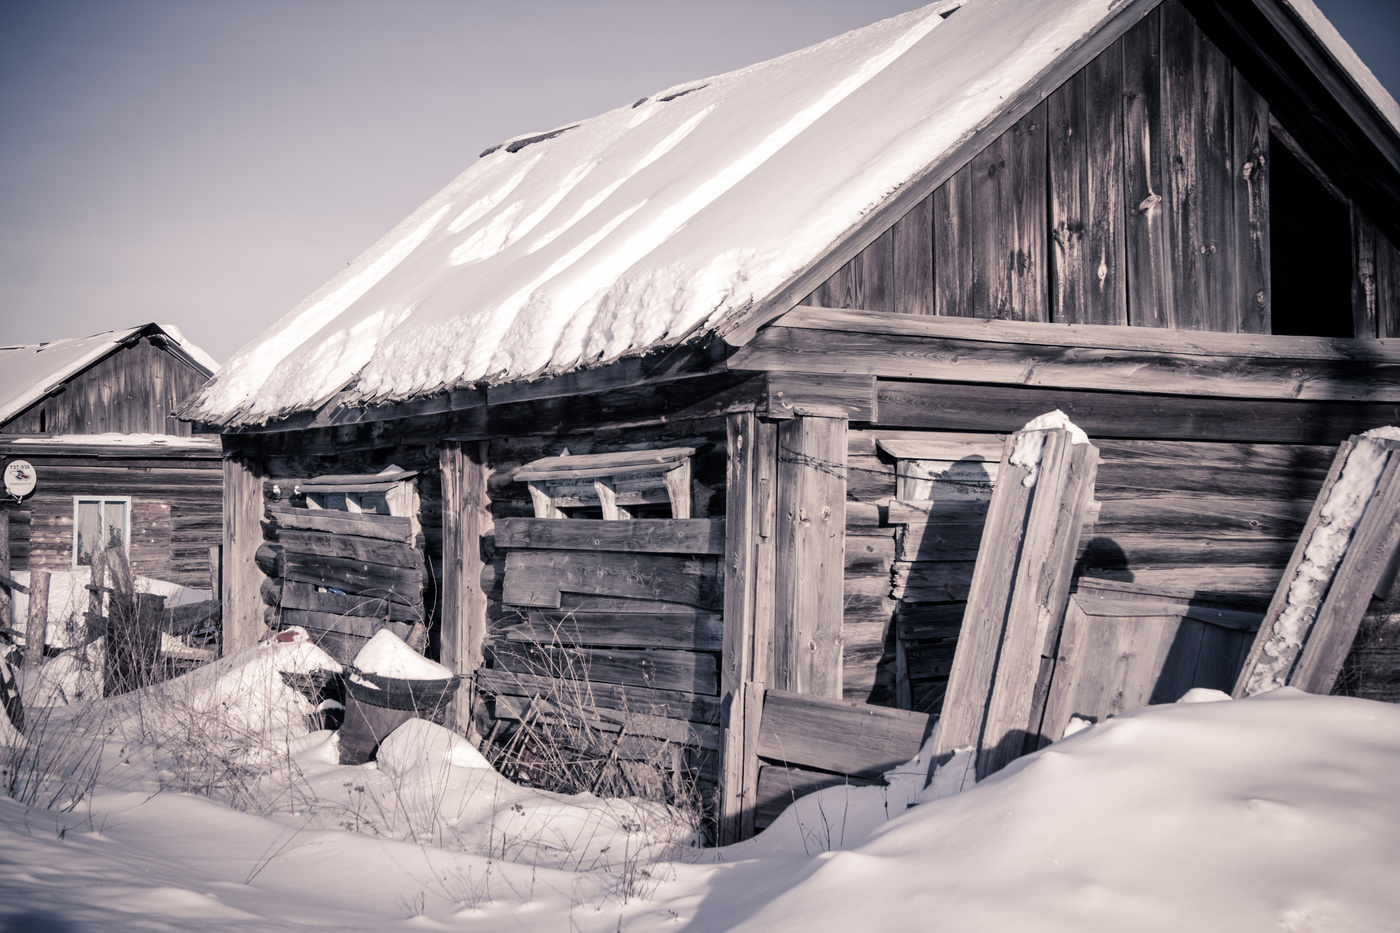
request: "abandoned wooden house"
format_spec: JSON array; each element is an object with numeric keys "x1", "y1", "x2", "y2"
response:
[
  {"x1": 184, "y1": 0, "x2": 1400, "y2": 840},
  {"x1": 0, "y1": 323, "x2": 223, "y2": 590}
]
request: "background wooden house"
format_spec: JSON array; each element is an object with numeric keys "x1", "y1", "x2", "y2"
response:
[
  {"x1": 0, "y1": 323, "x2": 223, "y2": 589},
  {"x1": 185, "y1": 0, "x2": 1400, "y2": 839}
]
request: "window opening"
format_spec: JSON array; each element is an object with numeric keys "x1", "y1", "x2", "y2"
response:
[
  {"x1": 1270, "y1": 131, "x2": 1353, "y2": 337},
  {"x1": 73, "y1": 496, "x2": 130, "y2": 566}
]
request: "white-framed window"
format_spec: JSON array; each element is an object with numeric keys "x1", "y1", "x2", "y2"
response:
[{"x1": 72, "y1": 496, "x2": 130, "y2": 567}]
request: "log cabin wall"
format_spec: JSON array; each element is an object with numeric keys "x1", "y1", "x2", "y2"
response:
[
  {"x1": 0, "y1": 448, "x2": 222, "y2": 587},
  {"x1": 2, "y1": 335, "x2": 208, "y2": 437},
  {"x1": 804, "y1": 0, "x2": 1400, "y2": 338}
]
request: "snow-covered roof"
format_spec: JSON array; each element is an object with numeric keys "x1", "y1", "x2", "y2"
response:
[
  {"x1": 187, "y1": 0, "x2": 1400, "y2": 429},
  {"x1": 0, "y1": 324, "x2": 219, "y2": 428}
]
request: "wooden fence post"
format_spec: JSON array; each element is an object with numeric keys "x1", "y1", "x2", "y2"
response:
[
  {"x1": 222, "y1": 450, "x2": 266, "y2": 654},
  {"x1": 0, "y1": 510, "x2": 9, "y2": 627},
  {"x1": 933, "y1": 415, "x2": 1099, "y2": 780},
  {"x1": 24, "y1": 570, "x2": 50, "y2": 669},
  {"x1": 440, "y1": 440, "x2": 490, "y2": 738},
  {"x1": 86, "y1": 549, "x2": 107, "y2": 642},
  {"x1": 1235, "y1": 432, "x2": 1400, "y2": 697},
  {"x1": 720, "y1": 413, "x2": 759, "y2": 844},
  {"x1": 773, "y1": 415, "x2": 848, "y2": 698}
]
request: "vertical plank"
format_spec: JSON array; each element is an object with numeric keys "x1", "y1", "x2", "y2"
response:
[
  {"x1": 980, "y1": 436, "x2": 1099, "y2": 777},
  {"x1": 971, "y1": 104, "x2": 1048, "y2": 321},
  {"x1": 720, "y1": 412, "x2": 759, "y2": 844},
  {"x1": 1085, "y1": 41, "x2": 1127, "y2": 325},
  {"x1": 1122, "y1": 6, "x2": 1173, "y2": 328},
  {"x1": 0, "y1": 511, "x2": 9, "y2": 627},
  {"x1": 1049, "y1": 56, "x2": 1127, "y2": 327},
  {"x1": 859, "y1": 227, "x2": 894, "y2": 313},
  {"x1": 221, "y1": 450, "x2": 266, "y2": 654},
  {"x1": 774, "y1": 415, "x2": 848, "y2": 698},
  {"x1": 440, "y1": 440, "x2": 491, "y2": 736},
  {"x1": 1233, "y1": 71, "x2": 1271, "y2": 334},
  {"x1": 1377, "y1": 231, "x2": 1400, "y2": 339},
  {"x1": 1290, "y1": 450, "x2": 1400, "y2": 693},
  {"x1": 1352, "y1": 209, "x2": 1379, "y2": 338},
  {"x1": 208, "y1": 545, "x2": 223, "y2": 601},
  {"x1": 1049, "y1": 69, "x2": 1090, "y2": 324},
  {"x1": 24, "y1": 570, "x2": 50, "y2": 670},
  {"x1": 932, "y1": 435, "x2": 1029, "y2": 759},
  {"x1": 753, "y1": 420, "x2": 779, "y2": 689},
  {"x1": 1161, "y1": 0, "x2": 1237, "y2": 332},
  {"x1": 892, "y1": 194, "x2": 934, "y2": 315},
  {"x1": 740, "y1": 679, "x2": 765, "y2": 839},
  {"x1": 933, "y1": 166, "x2": 974, "y2": 317}
]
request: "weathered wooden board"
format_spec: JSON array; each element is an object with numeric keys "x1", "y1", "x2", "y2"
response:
[
  {"x1": 1092, "y1": 496, "x2": 1310, "y2": 536},
  {"x1": 514, "y1": 447, "x2": 697, "y2": 481},
  {"x1": 279, "y1": 608, "x2": 412, "y2": 640},
  {"x1": 274, "y1": 529, "x2": 421, "y2": 568},
  {"x1": 875, "y1": 380, "x2": 1400, "y2": 445},
  {"x1": 502, "y1": 549, "x2": 722, "y2": 611},
  {"x1": 773, "y1": 415, "x2": 847, "y2": 697},
  {"x1": 489, "y1": 693, "x2": 721, "y2": 750},
  {"x1": 267, "y1": 505, "x2": 414, "y2": 543},
  {"x1": 281, "y1": 552, "x2": 423, "y2": 604},
  {"x1": 477, "y1": 668, "x2": 722, "y2": 725},
  {"x1": 892, "y1": 193, "x2": 934, "y2": 316},
  {"x1": 887, "y1": 498, "x2": 991, "y2": 525},
  {"x1": 280, "y1": 581, "x2": 423, "y2": 623},
  {"x1": 737, "y1": 322, "x2": 1400, "y2": 403},
  {"x1": 755, "y1": 688, "x2": 933, "y2": 778},
  {"x1": 503, "y1": 608, "x2": 724, "y2": 652},
  {"x1": 488, "y1": 642, "x2": 720, "y2": 695},
  {"x1": 753, "y1": 763, "x2": 880, "y2": 831},
  {"x1": 493, "y1": 517, "x2": 725, "y2": 555},
  {"x1": 766, "y1": 372, "x2": 877, "y2": 422}
]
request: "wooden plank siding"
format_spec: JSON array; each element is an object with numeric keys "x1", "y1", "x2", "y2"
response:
[
  {"x1": 0, "y1": 453, "x2": 221, "y2": 587},
  {"x1": 793, "y1": 0, "x2": 1400, "y2": 339},
  {"x1": 2, "y1": 336, "x2": 208, "y2": 436}
]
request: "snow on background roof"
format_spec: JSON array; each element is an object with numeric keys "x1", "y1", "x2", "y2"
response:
[
  {"x1": 187, "y1": 0, "x2": 1400, "y2": 428},
  {"x1": 0, "y1": 324, "x2": 218, "y2": 427}
]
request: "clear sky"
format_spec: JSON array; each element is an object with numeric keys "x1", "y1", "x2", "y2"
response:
[{"x1": 1, "y1": 0, "x2": 1396, "y2": 364}]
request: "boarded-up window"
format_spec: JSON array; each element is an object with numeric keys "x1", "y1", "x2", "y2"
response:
[{"x1": 73, "y1": 496, "x2": 130, "y2": 566}]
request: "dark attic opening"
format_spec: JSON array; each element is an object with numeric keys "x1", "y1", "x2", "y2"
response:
[{"x1": 1269, "y1": 133, "x2": 1355, "y2": 338}]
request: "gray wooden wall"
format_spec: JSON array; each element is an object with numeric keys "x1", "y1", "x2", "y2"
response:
[{"x1": 805, "y1": 0, "x2": 1400, "y2": 337}]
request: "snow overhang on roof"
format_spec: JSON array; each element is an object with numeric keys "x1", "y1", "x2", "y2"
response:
[
  {"x1": 0, "y1": 323, "x2": 219, "y2": 427},
  {"x1": 185, "y1": 0, "x2": 1400, "y2": 430}
]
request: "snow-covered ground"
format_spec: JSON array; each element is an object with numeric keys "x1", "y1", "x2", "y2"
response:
[{"x1": 2, "y1": 638, "x2": 1398, "y2": 932}]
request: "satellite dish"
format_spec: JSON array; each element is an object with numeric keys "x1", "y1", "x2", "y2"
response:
[{"x1": 3, "y1": 460, "x2": 36, "y2": 499}]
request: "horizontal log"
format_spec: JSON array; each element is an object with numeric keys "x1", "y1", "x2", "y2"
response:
[
  {"x1": 756, "y1": 688, "x2": 933, "y2": 778},
  {"x1": 895, "y1": 602, "x2": 965, "y2": 642},
  {"x1": 280, "y1": 608, "x2": 413, "y2": 640},
  {"x1": 765, "y1": 371, "x2": 876, "y2": 421},
  {"x1": 1095, "y1": 438, "x2": 1337, "y2": 471},
  {"x1": 282, "y1": 552, "x2": 423, "y2": 605},
  {"x1": 845, "y1": 501, "x2": 889, "y2": 533},
  {"x1": 255, "y1": 543, "x2": 284, "y2": 578},
  {"x1": 1094, "y1": 461, "x2": 1327, "y2": 499},
  {"x1": 890, "y1": 562, "x2": 976, "y2": 602},
  {"x1": 887, "y1": 498, "x2": 991, "y2": 524},
  {"x1": 162, "y1": 600, "x2": 220, "y2": 635},
  {"x1": 744, "y1": 306, "x2": 1400, "y2": 400},
  {"x1": 502, "y1": 608, "x2": 724, "y2": 652},
  {"x1": 896, "y1": 523, "x2": 986, "y2": 562},
  {"x1": 275, "y1": 529, "x2": 422, "y2": 569},
  {"x1": 1079, "y1": 566, "x2": 1285, "y2": 600},
  {"x1": 875, "y1": 380, "x2": 1400, "y2": 445},
  {"x1": 493, "y1": 517, "x2": 725, "y2": 555},
  {"x1": 281, "y1": 581, "x2": 424, "y2": 623},
  {"x1": 503, "y1": 549, "x2": 722, "y2": 611},
  {"x1": 489, "y1": 694, "x2": 720, "y2": 750},
  {"x1": 754, "y1": 763, "x2": 880, "y2": 830},
  {"x1": 267, "y1": 505, "x2": 414, "y2": 542},
  {"x1": 260, "y1": 577, "x2": 282, "y2": 607},
  {"x1": 1080, "y1": 535, "x2": 1296, "y2": 568},
  {"x1": 1093, "y1": 497, "x2": 1312, "y2": 536},
  {"x1": 476, "y1": 668, "x2": 721, "y2": 724},
  {"x1": 488, "y1": 642, "x2": 719, "y2": 695},
  {"x1": 845, "y1": 535, "x2": 896, "y2": 574}
]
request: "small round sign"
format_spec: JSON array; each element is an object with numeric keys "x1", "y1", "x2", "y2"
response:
[{"x1": 3, "y1": 460, "x2": 36, "y2": 499}]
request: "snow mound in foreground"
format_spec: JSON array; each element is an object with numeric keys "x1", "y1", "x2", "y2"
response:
[{"x1": 718, "y1": 689, "x2": 1400, "y2": 933}]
